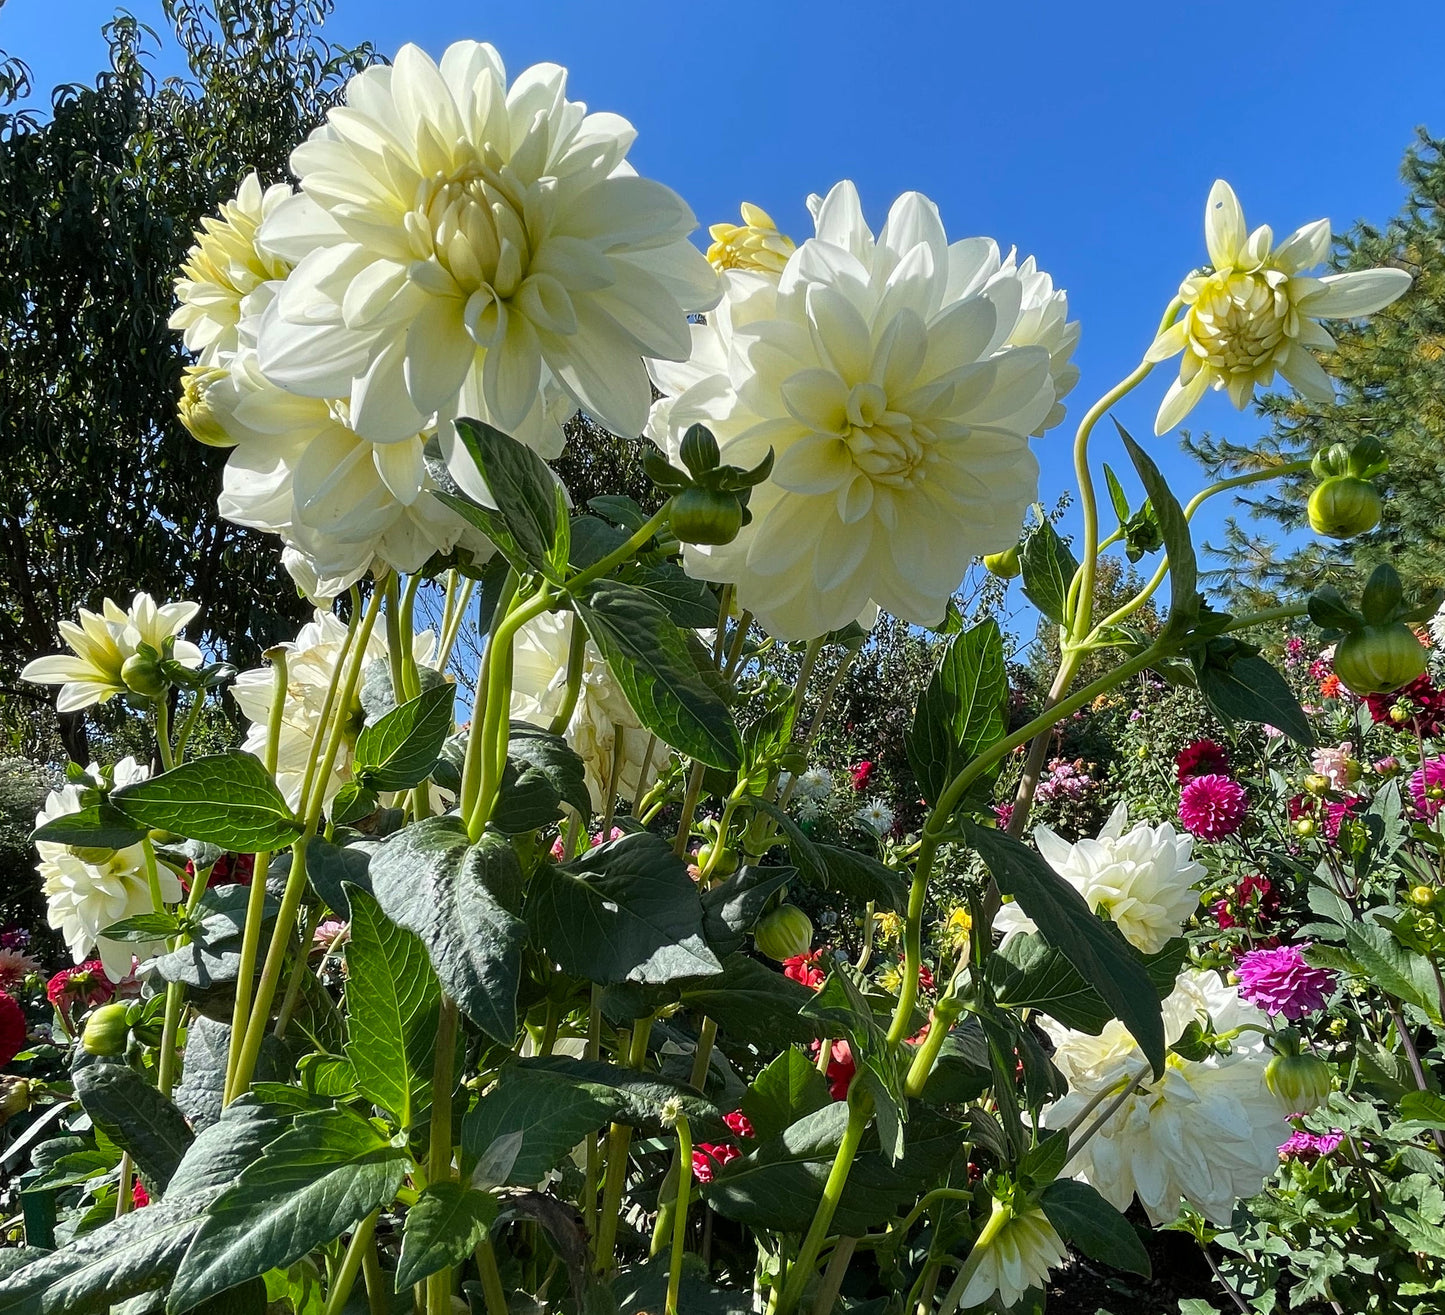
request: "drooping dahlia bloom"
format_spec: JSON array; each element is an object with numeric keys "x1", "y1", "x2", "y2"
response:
[
  {"x1": 957, "y1": 1199, "x2": 1068, "y2": 1310},
  {"x1": 1178, "y1": 773, "x2": 1248, "y2": 840},
  {"x1": 1043, "y1": 969, "x2": 1283, "y2": 1226},
  {"x1": 169, "y1": 171, "x2": 293, "y2": 366},
  {"x1": 1236, "y1": 943, "x2": 1337, "y2": 1018},
  {"x1": 1147, "y1": 180, "x2": 1412, "y2": 434},
  {"x1": 647, "y1": 181, "x2": 1076, "y2": 640},
  {"x1": 21, "y1": 594, "x2": 202, "y2": 712},
  {"x1": 1174, "y1": 738, "x2": 1230, "y2": 784},
  {"x1": 1408, "y1": 757, "x2": 1445, "y2": 821},
  {"x1": 255, "y1": 41, "x2": 719, "y2": 446},
  {"x1": 231, "y1": 611, "x2": 436, "y2": 810},
  {"x1": 46, "y1": 960, "x2": 113, "y2": 1010},
  {"x1": 508, "y1": 610, "x2": 668, "y2": 813},
  {"x1": 706, "y1": 203, "x2": 796, "y2": 275},
  {"x1": 995, "y1": 802, "x2": 1203, "y2": 954}
]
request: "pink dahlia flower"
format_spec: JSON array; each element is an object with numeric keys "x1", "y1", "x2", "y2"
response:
[
  {"x1": 1409, "y1": 758, "x2": 1445, "y2": 821},
  {"x1": 1178, "y1": 773, "x2": 1248, "y2": 840},
  {"x1": 1174, "y1": 738, "x2": 1231, "y2": 784},
  {"x1": 1279, "y1": 1127, "x2": 1344, "y2": 1162},
  {"x1": 1237, "y1": 943, "x2": 1337, "y2": 1019}
]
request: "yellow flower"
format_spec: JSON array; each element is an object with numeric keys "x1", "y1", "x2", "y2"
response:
[
  {"x1": 1147, "y1": 180, "x2": 1411, "y2": 434},
  {"x1": 941, "y1": 906, "x2": 973, "y2": 954},
  {"x1": 877, "y1": 963, "x2": 904, "y2": 993},
  {"x1": 874, "y1": 910, "x2": 905, "y2": 943},
  {"x1": 177, "y1": 364, "x2": 235, "y2": 447},
  {"x1": 706, "y1": 203, "x2": 795, "y2": 275}
]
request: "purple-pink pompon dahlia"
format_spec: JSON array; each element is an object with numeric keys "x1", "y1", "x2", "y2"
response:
[
  {"x1": 1178, "y1": 773, "x2": 1248, "y2": 840},
  {"x1": 1237, "y1": 943, "x2": 1337, "y2": 1019},
  {"x1": 1279, "y1": 1127, "x2": 1345, "y2": 1162},
  {"x1": 1408, "y1": 757, "x2": 1445, "y2": 821}
]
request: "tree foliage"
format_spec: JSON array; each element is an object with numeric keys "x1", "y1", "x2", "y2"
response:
[
  {"x1": 0, "y1": 1, "x2": 375, "y2": 758},
  {"x1": 1187, "y1": 129, "x2": 1445, "y2": 609}
]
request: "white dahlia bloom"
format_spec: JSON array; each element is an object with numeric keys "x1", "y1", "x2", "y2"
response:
[
  {"x1": 509, "y1": 610, "x2": 666, "y2": 812},
  {"x1": 706, "y1": 203, "x2": 796, "y2": 275},
  {"x1": 170, "y1": 171, "x2": 293, "y2": 366},
  {"x1": 35, "y1": 758, "x2": 179, "y2": 981},
  {"x1": 857, "y1": 797, "x2": 895, "y2": 836},
  {"x1": 1147, "y1": 180, "x2": 1412, "y2": 434},
  {"x1": 22, "y1": 594, "x2": 203, "y2": 713},
  {"x1": 232, "y1": 611, "x2": 435, "y2": 809},
  {"x1": 995, "y1": 802, "x2": 1203, "y2": 955},
  {"x1": 1043, "y1": 969, "x2": 1282, "y2": 1226},
  {"x1": 647, "y1": 181, "x2": 1073, "y2": 640},
  {"x1": 957, "y1": 1199, "x2": 1067, "y2": 1310},
  {"x1": 795, "y1": 766, "x2": 835, "y2": 802},
  {"x1": 254, "y1": 40, "x2": 719, "y2": 447},
  {"x1": 1429, "y1": 599, "x2": 1445, "y2": 651}
]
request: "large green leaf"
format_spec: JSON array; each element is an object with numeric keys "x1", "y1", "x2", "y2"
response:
[
  {"x1": 460, "y1": 1069, "x2": 618, "y2": 1187},
  {"x1": 395, "y1": 1183, "x2": 497, "y2": 1291},
  {"x1": 739, "y1": 1049, "x2": 830, "y2": 1143},
  {"x1": 343, "y1": 886, "x2": 442, "y2": 1129},
  {"x1": 30, "y1": 800, "x2": 146, "y2": 849},
  {"x1": 368, "y1": 817, "x2": 526, "y2": 1044},
  {"x1": 525, "y1": 830, "x2": 722, "y2": 985},
  {"x1": 171, "y1": 1017, "x2": 289, "y2": 1134},
  {"x1": 573, "y1": 581, "x2": 742, "y2": 770},
  {"x1": 676, "y1": 954, "x2": 818, "y2": 1048},
  {"x1": 1115, "y1": 421, "x2": 1198, "y2": 638},
  {"x1": 492, "y1": 722, "x2": 592, "y2": 834},
  {"x1": 905, "y1": 619, "x2": 1009, "y2": 806},
  {"x1": 1020, "y1": 519, "x2": 1079, "y2": 627},
  {"x1": 700, "y1": 865, "x2": 795, "y2": 954},
  {"x1": 1344, "y1": 919, "x2": 1441, "y2": 1022},
  {"x1": 112, "y1": 753, "x2": 300, "y2": 851},
  {"x1": 963, "y1": 822, "x2": 1165, "y2": 1075},
  {"x1": 1196, "y1": 651, "x2": 1315, "y2": 746},
  {"x1": 626, "y1": 562, "x2": 718, "y2": 629},
  {"x1": 169, "y1": 1107, "x2": 409, "y2": 1312},
  {"x1": 353, "y1": 683, "x2": 455, "y2": 793},
  {"x1": 511, "y1": 1056, "x2": 720, "y2": 1136},
  {"x1": 1039, "y1": 1178, "x2": 1151, "y2": 1277},
  {"x1": 73, "y1": 1061, "x2": 194, "y2": 1192}
]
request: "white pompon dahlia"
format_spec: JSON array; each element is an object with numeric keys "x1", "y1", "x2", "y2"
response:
[
  {"x1": 957, "y1": 1199, "x2": 1068, "y2": 1309},
  {"x1": 1147, "y1": 180, "x2": 1412, "y2": 434},
  {"x1": 170, "y1": 171, "x2": 293, "y2": 366},
  {"x1": 1043, "y1": 969, "x2": 1283, "y2": 1226},
  {"x1": 232, "y1": 611, "x2": 435, "y2": 809},
  {"x1": 254, "y1": 41, "x2": 719, "y2": 445},
  {"x1": 35, "y1": 759, "x2": 180, "y2": 981},
  {"x1": 509, "y1": 610, "x2": 666, "y2": 812},
  {"x1": 995, "y1": 802, "x2": 1203, "y2": 954},
  {"x1": 21, "y1": 594, "x2": 203, "y2": 713},
  {"x1": 647, "y1": 181, "x2": 1073, "y2": 640}
]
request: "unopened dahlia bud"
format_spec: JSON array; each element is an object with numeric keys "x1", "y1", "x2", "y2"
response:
[
  {"x1": 982, "y1": 545, "x2": 1022, "y2": 579},
  {"x1": 1307, "y1": 476, "x2": 1382, "y2": 539},
  {"x1": 121, "y1": 652, "x2": 168, "y2": 700},
  {"x1": 1266, "y1": 1050, "x2": 1332, "y2": 1112},
  {"x1": 82, "y1": 1002, "x2": 131, "y2": 1056},
  {"x1": 177, "y1": 364, "x2": 235, "y2": 447},
  {"x1": 754, "y1": 905, "x2": 814, "y2": 962},
  {"x1": 1333, "y1": 624, "x2": 1428, "y2": 695}
]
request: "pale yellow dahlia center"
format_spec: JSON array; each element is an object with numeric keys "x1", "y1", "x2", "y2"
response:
[
  {"x1": 409, "y1": 166, "x2": 533, "y2": 297},
  {"x1": 1185, "y1": 268, "x2": 1291, "y2": 376},
  {"x1": 840, "y1": 383, "x2": 934, "y2": 488},
  {"x1": 706, "y1": 203, "x2": 795, "y2": 274}
]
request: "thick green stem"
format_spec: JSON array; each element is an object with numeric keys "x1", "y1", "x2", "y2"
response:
[
  {"x1": 665, "y1": 1114, "x2": 694, "y2": 1315},
  {"x1": 426, "y1": 997, "x2": 461, "y2": 1314},
  {"x1": 154, "y1": 696, "x2": 175, "y2": 771},
  {"x1": 903, "y1": 997, "x2": 963, "y2": 1097},
  {"x1": 594, "y1": 1017, "x2": 652, "y2": 1271},
  {"x1": 472, "y1": 1230, "x2": 510, "y2": 1315},
  {"x1": 170, "y1": 692, "x2": 205, "y2": 765},
  {"x1": 812, "y1": 1237, "x2": 857, "y2": 1315},
  {"x1": 547, "y1": 616, "x2": 589, "y2": 737},
  {"x1": 156, "y1": 980, "x2": 184, "y2": 1097},
  {"x1": 274, "y1": 908, "x2": 321, "y2": 1040},
  {"x1": 886, "y1": 837, "x2": 938, "y2": 1045},
  {"x1": 566, "y1": 506, "x2": 670, "y2": 595},
  {"x1": 322, "y1": 1211, "x2": 379, "y2": 1315},
  {"x1": 651, "y1": 1015, "x2": 717, "y2": 1257},
  {"x1": 937, "y1": 1198, "x2": 1013, "y2": 1315},
  {"x1": 775, "y1": 1092, "x2": 872, "y2": 1315},
  {"x1": 362, "y1": 1229, "x2": 387, "y2": 1315}
]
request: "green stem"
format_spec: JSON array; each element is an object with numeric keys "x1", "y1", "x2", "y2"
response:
[
  {"x1": 565, "y1": 506, "x2": 670, "y2": 595},
  {"x1": 171, "y1": 692, "x2": 205, "y2": 765},
  {"x1": 322, "y1": 1211, "x2": 379, "y2": 1315},
  {"x1": 672, "y1": 762, "x2": 706, "y2": 858},
  {"x1": 547, "y1": 616, "x2": 590, "y2": 737},
  {"x1": 886, "y1": 836, "x2": 938, "y2": 1046},
  {"x1": 651, "y1": 1015, "x2": 718, "y2": 1257},
  {"x1": 426, "y1": 997, "x2": 461, "y2": 1314},
  {"x1": 436, "y1": 575, "x2": 474, "y2": 672},
  {"x1": 155, "y1": 696, "x2": 175, "y2": 771},
  {"x1": 811, "y1": 1237, "x2": 857, "y2": 1315},
  {"x1": 595, "y1": 1018, "x2": 652, "y2": 1271},
  {"x1": 156, "y1": 980, "x2": 184, "y2": 1097},
  {"x1": 472, "y1": 1230, "x2": 510, "y2": 1315},
  {"x1": 296, "y1": 588, "x2": 365, "y2": 821},
  {"x1": 936, "y1": 1198, "x2": 1013, "y2": 1315},
  {"x1": 384, "y1": 571, "x2": 410, "y2": 704},
  {"x1": 665, "y1": 1113, "x2": 694, "y2": 1315},
  {"x1": 903, "y1": 997, "x2": 963, "y2": 1097},
  {"x1": 274, "y1": 907, "x2": 321, "y2": 1040},
  {"x1": 115, "y1": 1152, "x2": 133, "y2": 1218},
  {"x1": 362, "y1": 1231, "x2": 387, "y2": 1315},
  {"x1": 460, "y1": 569, "x2": 518, "y2": 823},
  {"x1": 775, "y1": 1091, "x2": 872, "y2": 1315},
  {"x1": 399, "y1": 573, "x2": 422, "y2": 700}
]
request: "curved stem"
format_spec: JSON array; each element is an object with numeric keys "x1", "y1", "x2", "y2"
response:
[
  {"x1": 322, "y1": 1211, "x2": 379, "y2": 1315},
  {"x1": 472, "y1": 1231, "x2": 510, "y2": 1315},
  {"x1": 665, "y1": 1114, "x2": 694, "y2": 1315},
  {"x1": 566, "y1": 506, "x2": 671, "y2": 595},
  {"x1": 460, "y1": 569, "x2": 518, "y2": 824},
  {"x1": 547, "y1": 617, "x2": 589, "y2": 737},
  {"x1": 886, "y1": 836, "x2": 939, "y2": 1046},
  {"x1": 171, "y1": 692, "x2": 205, "y2": 765},
  {"x1": 154, "y1": 696, "x2": 175, "y2": 772}
]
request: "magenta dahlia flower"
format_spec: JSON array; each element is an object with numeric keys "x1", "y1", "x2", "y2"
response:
[
  {"x1": 1278, "y1": 1127, "x2": 1344, "y2": 1162},
  {"x1": 1178, "y1": 773, "x2": 1248, "y2": 840},
  {"x1": 1409, "y1": 757, "x2": 1445, "y2": 821},
  {"x1": 1174, "y1": 738, "x2": 1231, "y2": 784},
  {"x1": 1237, "y1": 943, "x2": 1337, "y2": 1019}
]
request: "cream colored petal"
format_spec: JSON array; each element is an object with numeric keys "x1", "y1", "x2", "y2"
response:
[
  {"x1": 1298, "y1": 267, "x2": 1412, "y2": 319},
  {"x1": 1204, "y1": 180, "x2": 1246, "y2": 270}
]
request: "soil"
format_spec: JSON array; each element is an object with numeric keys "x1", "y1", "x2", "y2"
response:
[{"x1": 1047, "y1": 1226, "x2": 1223, "y2": 1313}]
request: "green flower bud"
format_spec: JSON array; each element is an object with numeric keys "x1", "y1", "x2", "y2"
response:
[
  {"x1": 0, "y1": 1076, "x2": 32, "y2": 1123},
  {"x1": 1303, "y1": 774, "x2": 1331, "y2": 797},
  {"x1": 1266, "y1": 1050, "x2": 1332, "y2": 1112},
  {"x1": 81, "y1": 1003, "x2": 131, "y2": 1056},
  {"x1": 696, "y1": 840, "x2": 738, "y2": 877},
  {"x1": 1408, "y1": 885, "x2": 1436, "y2": 909},
  {"x1": 1294, "y1": 817, "x2": 1317, "y2": 837},
  {"x1": 121, "y1": 652, "x2": 168, "y2": 700},
  {"x1": 1332, "y1": 623, "x2": 1428, "y2": 695},
  {"x1": 1307, "y1": 476, "x2": 1382, "y2": 539},
  {"x1": 982, "y1": 544, "x2": 1022, "y2": 579},
  {"x1": 669, "y1": 488, "x2": 744, "y2": 545},
  {"x1": 1311, "y1": 443, "x2": 1354, "y2": 480},
  {"x1": 754, "y1": 904, "x2": 814, "y2": 961}
]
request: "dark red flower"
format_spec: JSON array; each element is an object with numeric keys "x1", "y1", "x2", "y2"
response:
[
  {"x1": 1324, "y1": 796, "x2": 1364, "y2": 840},
  {"x1": 46, "y1": 961, "x2": 113, "y2": 1011},
  {"x1": 783, "y1": 951, "x2": 826, "y2": 991},
  {"x1": 0, "y1": 992, "x2": 26, "y2": 1067},
  {"x1": 1174, "y1": 739, "x2": 1231, "y2": 784},
  {"x1": 917, "y1": 962, "x2": 935, "y2": 994},
  {"x1": 131, "y1": 1180, "x2": 150, "y2": 1208},
  {"x1": 822, "y1": 1040, "x2": 855, "y2": 1101},
  {"x1": 691, "y1": 1142, "x2": 741, "y2": 1182},
  {"x1": 1212, "y1": 873, "x2": 1281, "y2": 931},
  {"x1": 850, "y1": 761, "x2": 874, "y2": 792},
  {"x1": 1366, "y1": 674, "x2": 1445, "y2": 738},
  {"x1": 723, "y1": 1110, "x2": 754, "y2": 1139}
]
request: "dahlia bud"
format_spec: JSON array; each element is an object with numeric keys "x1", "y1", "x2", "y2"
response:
[
  {"x1": 82, "y1": 1002, "x2": 131, "y2": 1056},
  {"x1": 754, "y1": 905, "x2": 814, "y2": 962},
  {"x1": 1294, "y1": 817, "x2": 1317, "y2": 837},
  {"x1": 669, "y1": 487, "x2": 744, "y2": 546},
  {"x1": 1266, "y1": 1050, "x2": 1333, "y2": 1112},
  {"x1": 982, "y1": 544, "x2": 1022, "y2": 579},
  {"x1": 1408, "y1": 885, "x2": 1436, "y2": 909},
  {"x1": 0, "y1": 1076, "x2": 31, "y2": 1123},
  {"x1": 696, "y1": 840, "x2": 739, "y2": 876},
  {"x1": 1332, "y1": 624, "x2": 1428, "y2": 695},
  {"x1": 1390, "y1": 703, "x2": 1411, "y2": 725},
  {"x1": 1307, "y1": 476, "x2": 1382, "y2": 539},
  {"x1": 1303, "y1": 774, "x2": 1331, "y2": 797},
  {"x1": 177, "y1": 364, "x2": 235, "y2": 447},
  {"x1": 121, "y1": 652, "x2": 168, "y2": 700}
]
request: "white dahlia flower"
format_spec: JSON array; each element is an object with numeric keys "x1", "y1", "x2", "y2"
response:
[
  {"x1": 706, "y1": 203, "x2": 796, "y2": 275},
  {"x1": 22, "y1": 594, "x2": 203, "y2": 713},
  {"x1": 995, "y1": 802, "x2": 1203, "y2": 955},
  {"x1": 254, "y1": 40, "x2": 719, "y2": 447},
  {"x1": 1043, "y1": 969, "x2": 1282, "y2": 1226},
  {"x1": 857, "y1": 797, "x2": 895, "y2": 836},
  {"x1": 795, "y1": 766, "x2": 835, "y2": 802},
  {"x1": 1147, "y1": 180, "x2": 1412, "y2": 434},
  {"x1": 647, "y1": 181, "x2": 1073, "y2": 640},
  {"x1": 170, "y1": 171, "x2": 293, "y2": 366},
  {"x1": 1429, "y1": 599, "x2": 1445, "y2": 651},
  {"x1": 232, "y1": 610, "x2": 435, "y2": 810},
  {"x1": 35, "y1": 758, "x2": 179, "y2": 981},
  {"x1": 509, "y1": 610, "x2": 666, "y2": 812},
  {"x1": 957, "y1": 1199, "x2": 1067, "y2": 1310}
]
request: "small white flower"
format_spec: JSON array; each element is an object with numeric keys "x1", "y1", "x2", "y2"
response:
[
  {"x1": 857, "y1": 797, "x2": 895, "y2": 835},
  {"x1": 1430, "y1": 600, "x2": 1445, "y2": 651},
  {"x1": 995, "y1": 801, "x2": 1203, "y2": 954},
  {"x1": 958, "y1": 1199, "x2": 1068, "y2": 1309},
  {"x1": 795, "y1": 797, "x2": 822, "y2": 822},
  {"x1": 796, "y1": 766, "x2": 835, "y2": 802},
  {"x1": 1043, "y1": 969, "x2": 1282, "y2": 1226}
]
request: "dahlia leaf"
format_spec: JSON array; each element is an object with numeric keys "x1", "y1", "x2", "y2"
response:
[
  {"x1": 112, "y1": 752, "x2": 301, "y2": 852},
  {"x1": 1039, "y1": 1178, "x2": 1151, "y2": 1277},
  {"x1": 1020, "y1": 519, "x2": 1079, "y2": 626},
  {"x1": 395, "y1": 1182, "x2": 497, "y2": 1292},
  {"x1": 460, "y1": 1069, "x2": 618, "y2": 1188},
  {"x1": 353, "y1": 681, "x2": 455, "y2": 792},
  {"x1": 1115, "y1": 420, "x2": 1198, "y2": 637},
  {"x1": 73, "y1": 1061, "x2": 194, "y2": 1192}
]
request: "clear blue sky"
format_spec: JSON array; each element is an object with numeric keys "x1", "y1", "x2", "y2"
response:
[{"x1": 6, "y1": 0, "x2": 1445, "y2": 591}]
